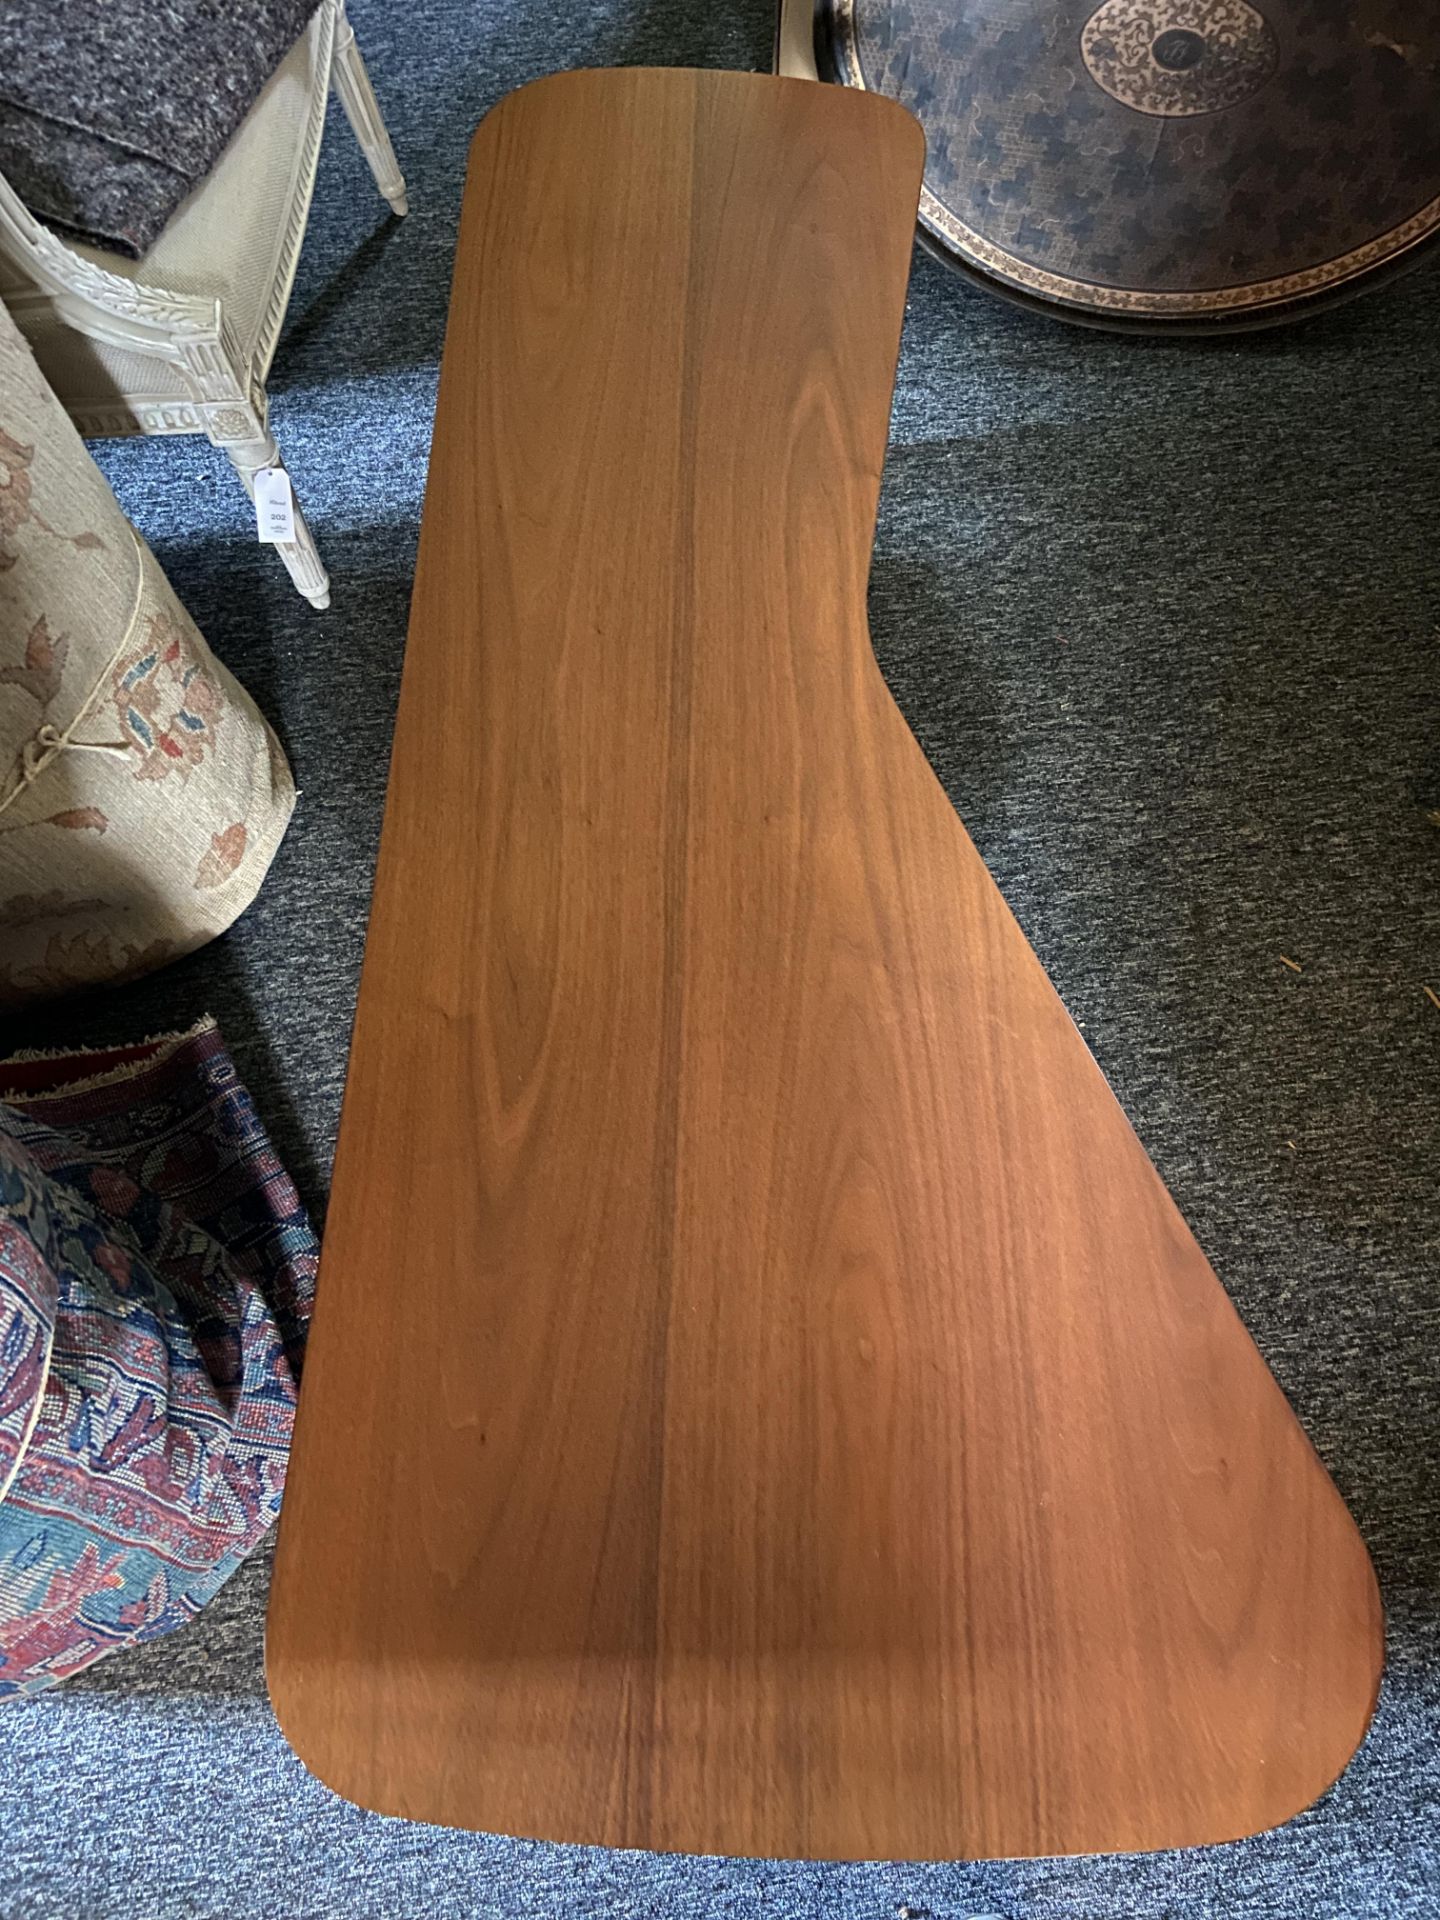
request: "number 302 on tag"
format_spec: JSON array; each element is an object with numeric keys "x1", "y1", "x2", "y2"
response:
[{"x1": 253, "y1": 467, "x2": 296, "y2": 544}]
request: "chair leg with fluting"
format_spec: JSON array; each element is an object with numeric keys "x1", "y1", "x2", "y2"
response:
[
  {"x1": 331, "y1": 2, "x2": 409, "y2": 216},
  {"x1": 224, "y1": 434, "x2": 331, "y2": 609}
]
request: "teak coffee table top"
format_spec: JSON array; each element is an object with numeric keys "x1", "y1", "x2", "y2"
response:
[{"x1": 267, "y1": 67, "x2": 1382, "y2": 1860}]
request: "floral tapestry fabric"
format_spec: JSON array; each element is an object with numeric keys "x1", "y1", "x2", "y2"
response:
[
  {"x1": 0, "y1": 1020, "x2": 318, "y2": 1696},
  {"x1": 0, "y1": 296, "x2": 295, "y2": 1004}
]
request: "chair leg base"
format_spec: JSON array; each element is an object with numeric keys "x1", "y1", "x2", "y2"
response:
[
  {"x1": 224, "y1": 434, "x2": 332, "y2": 609},
  {"x1": 333, "y1": 3, "x2": 410, "y2": 217}
]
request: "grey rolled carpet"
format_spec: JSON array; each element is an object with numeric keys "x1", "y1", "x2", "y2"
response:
[{"x1": 0, "y1": 0, "x2": 1436, "y2": 1912}]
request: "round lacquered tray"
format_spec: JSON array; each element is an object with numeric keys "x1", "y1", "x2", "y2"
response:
[{"x1": 816, "y1": 0, "x2": 1440, "y2": 330}]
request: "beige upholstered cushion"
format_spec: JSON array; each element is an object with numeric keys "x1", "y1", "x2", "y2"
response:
[{"x1": 0, "y1": 297, "x2": 294, "y2": 1005}]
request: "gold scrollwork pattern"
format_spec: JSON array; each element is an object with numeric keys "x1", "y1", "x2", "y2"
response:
[{"x1": 1080, "y1": 0, "x2": 1278, "y2": 117}]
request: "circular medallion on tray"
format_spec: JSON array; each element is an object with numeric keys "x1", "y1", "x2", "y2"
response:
[
  {"x1": 1080, "y1": 0, "x2": 1277, "y2": 117},
  {"x1": 817, "y1": 0, "x2": 1440, "y2": 327}
]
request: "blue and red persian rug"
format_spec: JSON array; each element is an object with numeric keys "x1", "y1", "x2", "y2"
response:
[{"x1": 0, "y1": 1019, "x2": 317, "y2": 1695}]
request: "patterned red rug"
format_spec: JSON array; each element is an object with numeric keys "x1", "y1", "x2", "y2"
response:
[{"x1": 0, "y1": 1018, "x2": 317, "y2": 1695}]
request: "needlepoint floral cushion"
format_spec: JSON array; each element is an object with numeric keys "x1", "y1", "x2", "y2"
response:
[{"x1": 0, "y1": 297, "x2": 294, "y2": 1005}]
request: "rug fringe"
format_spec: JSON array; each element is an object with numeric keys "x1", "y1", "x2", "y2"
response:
[{"x1": 0, "y1": 1015, "x2": 219, "y2": 1100}]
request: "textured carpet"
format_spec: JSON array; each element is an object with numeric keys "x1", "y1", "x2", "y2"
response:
[{"x1": 2, "y1": 0, "x2": 1438, "y2": 1913}]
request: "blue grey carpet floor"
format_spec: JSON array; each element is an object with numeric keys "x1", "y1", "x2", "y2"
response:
[{"x1": 2, "y1": 1, "x2": 1438, "y2": 1913}]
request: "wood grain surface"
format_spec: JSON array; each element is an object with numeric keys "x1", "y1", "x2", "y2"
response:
[{"x1": 266, "y1": 67, "x2": 1382, "y2": 1860}]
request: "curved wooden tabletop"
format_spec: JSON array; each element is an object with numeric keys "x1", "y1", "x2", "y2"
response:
[{"x1": 267, "y1": 66, "x2": 1382, "y2": 1860}]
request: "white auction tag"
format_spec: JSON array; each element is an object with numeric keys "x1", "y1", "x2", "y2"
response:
[{"x1": 253, "y1": 466, "x2": 296, "y2": 544}]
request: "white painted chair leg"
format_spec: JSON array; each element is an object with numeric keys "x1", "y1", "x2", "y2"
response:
[
  {"x1": 226, "y1": 434, "x2": 332, "y2": 609},
  {"x1": 331, "y1": 2, "x2": 409, "y2": 216}
]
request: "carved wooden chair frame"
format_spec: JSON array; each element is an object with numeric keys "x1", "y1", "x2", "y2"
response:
[{"x1": 0, "y1": 0, "x2": 407, "y2": 608}]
